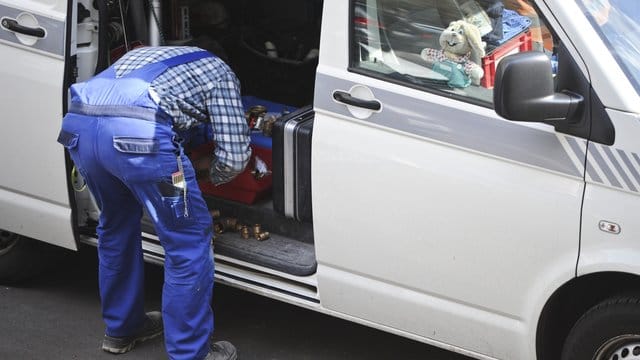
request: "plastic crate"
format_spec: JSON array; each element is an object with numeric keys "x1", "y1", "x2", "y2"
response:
[{"x1": 481, "y1": 31, "x2": 533, "y2": 88}]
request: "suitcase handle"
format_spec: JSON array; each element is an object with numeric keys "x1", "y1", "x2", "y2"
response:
[{"x1": 333, "y1": 90, "x2": 381, "y2": 111}]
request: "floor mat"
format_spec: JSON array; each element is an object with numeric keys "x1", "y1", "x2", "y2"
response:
[{"x1": 214, "y1": 232, "x2": 317, "y2": 277}]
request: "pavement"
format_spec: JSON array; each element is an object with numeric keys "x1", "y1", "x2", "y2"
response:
[{"x1": 0, "y1": 245, "x2": 471, "y2": 360}]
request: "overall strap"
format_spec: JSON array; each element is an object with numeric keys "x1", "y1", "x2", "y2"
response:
[
  {"x1": 122, "y1": 50, "x2": 213, "y2": 83},
  {"x1": 161, "y1": 50, "x2": 212, "y2": 68}
]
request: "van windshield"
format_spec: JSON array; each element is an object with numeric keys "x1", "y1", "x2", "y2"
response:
[{"x1": 578, "y1": 0, "x2": 640, "y2": 93}]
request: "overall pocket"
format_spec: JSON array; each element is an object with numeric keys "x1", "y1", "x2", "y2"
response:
[
  {"x1": 57, "y1": 129, "x2": 85, "y2": 174},
  {"x1": 113, "y1": 137, "x2": 159, "y2": 153},
  {"x1": 161, "y1": 194, "x2": 196, "y2": 228},
  {"x1": 57, "y1": 130, "x2": 79, "y2": 150},
  {"x1": 113, "y1": 136, "x2": 163, "y2": 182}
]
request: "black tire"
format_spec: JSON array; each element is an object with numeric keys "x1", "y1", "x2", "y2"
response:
[
  {"x1": 0, "y1": 230, "x2": 61, "y2": 284},
  {"x1": 561, "y1": 296, "x2": 640, "y2": 360}
]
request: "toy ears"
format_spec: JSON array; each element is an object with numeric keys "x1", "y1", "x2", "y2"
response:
[{"x1": 455, "y1": 20, "x2": 486, "y2": 64}]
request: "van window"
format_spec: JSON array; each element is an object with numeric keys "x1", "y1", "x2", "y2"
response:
[
  {"x1": 351, "y1": 0, "x2": 557, "y2": 105},
  {"x1": 577, "y1": 0, "x2": 640, "y2": 94}
]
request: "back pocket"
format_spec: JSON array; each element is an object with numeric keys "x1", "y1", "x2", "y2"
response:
[
  {"x1": 113, "y1": 137, "x2": 159, "y2": 154},
  {"x1": 57, "y1": 130, "x2": 79, "y2": 149},
  {"x1": 113, "y1": 136, "x2": 163, "y2": 182}
]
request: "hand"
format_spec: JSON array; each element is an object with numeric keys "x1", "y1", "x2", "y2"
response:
[
  {"x1": 192, "y1": 156, "x2": 212, "y2": 181},
  {"x1": 193, "y1": 156, "x2": 211, "y2": 172}
]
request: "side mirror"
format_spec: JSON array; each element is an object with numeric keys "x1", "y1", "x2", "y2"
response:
[{"x1": 493, "y1": 51, "x2": 583, "y2": 123}]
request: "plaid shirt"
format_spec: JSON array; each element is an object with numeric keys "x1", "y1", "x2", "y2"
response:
[{"x1": 112, "y1": 46, "x2": 251, "y2": 184}]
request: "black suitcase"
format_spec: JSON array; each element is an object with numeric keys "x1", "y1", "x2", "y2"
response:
[{"x1": 272, "y1": 105, "x2": 314, "y2": 222}]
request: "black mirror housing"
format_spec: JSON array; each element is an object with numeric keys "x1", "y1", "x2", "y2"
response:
[{"x1": 494, "y1": 51, "x2": 583, "y2": 123}]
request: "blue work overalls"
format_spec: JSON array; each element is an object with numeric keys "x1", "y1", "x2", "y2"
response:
[{"x1": 58, "y1": 51, "x2": 215, "y2": 360}]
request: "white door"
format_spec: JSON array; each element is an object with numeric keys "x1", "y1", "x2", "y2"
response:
[
  {"x1": 0, "y1": 1, "x2": 76, "y2": 249},
  {"x1": 312, "y1": 1, "x2": 587, "y2": 358}
]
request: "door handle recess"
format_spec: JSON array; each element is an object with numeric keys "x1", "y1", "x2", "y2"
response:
[
  {"x1": 333, "y1": 90, "x2": 381, "y2": 111},
  {"x1": 1, "y1": 18, "x2": 45, "y2": 38}
]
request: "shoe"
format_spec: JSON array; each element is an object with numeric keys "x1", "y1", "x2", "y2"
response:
[
  {"x1": 101, "y1": 311, "x2": 163, "y2": 354},
  {"x1": 204, "y1": 341, "x2": 237, "y2": 360}
]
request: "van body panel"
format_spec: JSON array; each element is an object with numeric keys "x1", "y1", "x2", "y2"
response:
[
  {"x1": 579, "y1": 109, "x2": 640, "y2": 276},
  {"x1": 579, "y1": 183, "x2": 640, "y2": 275},
  {"x1": 313, "y1": 1, "x2": 585, "y2": 358},
  {"x1": 312, "y1": 95, "x2": 583, "y2": 358},
  {"x1": 0, "y1": 0, "x2": 75, "y2": 249}
]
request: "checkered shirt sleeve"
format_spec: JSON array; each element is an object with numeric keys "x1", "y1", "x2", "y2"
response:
[{"x1": 113, "y1": 46, "x2": 251, "y2": 184}]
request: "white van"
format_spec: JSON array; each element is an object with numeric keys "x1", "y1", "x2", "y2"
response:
[{"x1": 1, "y1": 0, "x2": 639, "y2": 359}]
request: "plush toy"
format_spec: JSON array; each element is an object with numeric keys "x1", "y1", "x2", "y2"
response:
[{"x1": 420, "y1": 20, "x2": 486, "y2": 88}]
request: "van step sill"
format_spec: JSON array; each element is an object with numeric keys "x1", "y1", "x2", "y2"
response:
[
  {"x1": 214, "y1": 232, "x2": 316, "y2": 276},
  {"x1": 140, "y1": 216, "x2": 317, "y2": 277}
]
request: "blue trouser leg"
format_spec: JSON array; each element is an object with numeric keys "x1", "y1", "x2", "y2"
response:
[
  {"x1": 62, "y1": 114, "x2": 147, "y2": 336},
  {"x1": 92, "y1": 173, "x2": 147, "y2": 337},
  {"x1": 61, "y1": 115, "x2": 215, "y2": 360},
  {"x1": 127, "y1": 155, "x2": 215, "y2": 360},
  {"x1": 100, "y1": 117, "x2": 214, "y2": 360}
]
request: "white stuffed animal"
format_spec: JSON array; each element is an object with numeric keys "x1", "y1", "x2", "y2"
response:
[{"x1": 420, "y1": 20, "x2": 486, "y2": 87}]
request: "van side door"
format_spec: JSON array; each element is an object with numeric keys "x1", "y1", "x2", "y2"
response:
[
  {"x1": 312, "y1": 1, "x2": 587, "y2": 358},
  {"x1": 0, "y1": 0, "x2": 76, "y2": 249}
]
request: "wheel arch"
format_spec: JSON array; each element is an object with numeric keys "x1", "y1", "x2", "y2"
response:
[{"x1": 536, "y1": 271, "x2": 640, "y2": 360}]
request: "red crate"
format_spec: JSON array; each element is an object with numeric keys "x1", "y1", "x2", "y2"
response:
[
  {"x1": 190, "y1": 142, "x2": 273, "y2": 204},
  {"x1": 481, "y1": 31, "x2": 533, "y2": 88}
]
